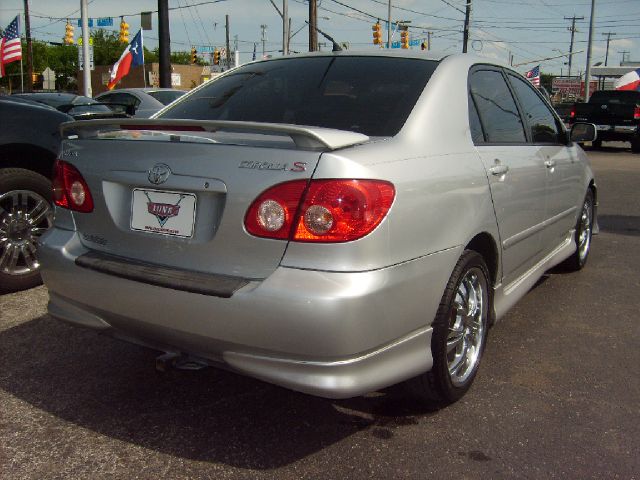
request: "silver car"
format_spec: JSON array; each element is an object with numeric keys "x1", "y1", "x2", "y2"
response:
[
  {"x1": 95, "y1": 88, "x2": 185, "y2": 118},
  {"x1": 40, "y1": 52, "x2": 597, "y2": 405}
]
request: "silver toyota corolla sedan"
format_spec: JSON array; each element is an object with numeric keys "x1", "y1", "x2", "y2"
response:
[{"x1": 39, "y1": 51, "x2": 597, "y2": 405}]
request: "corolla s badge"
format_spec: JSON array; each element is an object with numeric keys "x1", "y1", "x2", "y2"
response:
[{"x1": 148, "y1": 164, "x2": 172, "y2": 185}]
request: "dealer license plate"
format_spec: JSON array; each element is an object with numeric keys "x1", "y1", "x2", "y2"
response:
[{"x1": 131, "y1": 188, "x2": 197, "y2": 237}]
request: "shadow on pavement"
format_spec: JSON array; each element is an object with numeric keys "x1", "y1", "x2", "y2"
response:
[
  {"x1": 598, "y1": 214, "x2": 640, "y2": 237},
  {"x1": 0, "y1": 315, "x2": 436, "y2": 469}
]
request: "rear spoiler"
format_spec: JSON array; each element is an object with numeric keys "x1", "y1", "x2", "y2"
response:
[{"x1": 60, "y1": 118, "x2": 370, "y2": 151}]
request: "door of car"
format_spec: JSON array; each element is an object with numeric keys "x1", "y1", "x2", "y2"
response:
[
  {"x1": 469, "y1": 67, "x2": 547, "y2": 286},
  {"x1": 505, "y1": 72, "x2": 581, "y2": 253}
]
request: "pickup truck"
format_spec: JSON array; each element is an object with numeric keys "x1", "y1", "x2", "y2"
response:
[{"x1": 570, "y1": 89, "x2": 640, "y2": 152}]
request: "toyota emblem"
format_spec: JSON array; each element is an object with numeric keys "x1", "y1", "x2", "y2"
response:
[{"x1": 148, "y1": 164, "x2": 172, "y2": 185}]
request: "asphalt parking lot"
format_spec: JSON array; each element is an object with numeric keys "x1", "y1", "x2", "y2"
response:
[{"x1": 1, "y1": 144, "x2": 639, "y2": 480}]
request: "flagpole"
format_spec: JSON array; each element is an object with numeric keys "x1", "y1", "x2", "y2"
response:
[
  {"x1": 19, "y1": 15, "x2": 24, "y2": 91},
  {"x1": 141, "y1": 29, "x2": 147, "y2": 87}
]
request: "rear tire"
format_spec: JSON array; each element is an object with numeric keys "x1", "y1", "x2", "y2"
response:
[
  {"x1": 0, "y1": 168, "x2": 53, "y2": 293},
  {"x1": 559, "y1": 189, "x2": 594, "y2": 272},
  {"x1": 631, "y1": 138, "x2": 640, "y2": 154},
  {"x1": 405, "y1": 250, "x2": 491, "y2": 406},
  {"x1": 591, "y1": 138, "x2": 602, "y2": 150}
]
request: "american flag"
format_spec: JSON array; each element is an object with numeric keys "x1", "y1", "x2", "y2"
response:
[
  {"x1": 1, "y1": 16, "x2": 22, "y2": 78},
  {"x1": 525, "y1": 65, "x2": 541, "y2": 87}
]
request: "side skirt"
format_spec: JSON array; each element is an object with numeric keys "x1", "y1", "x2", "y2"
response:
[{"x1": 492, "y1": 230, "x2": 576, "y2": 322}]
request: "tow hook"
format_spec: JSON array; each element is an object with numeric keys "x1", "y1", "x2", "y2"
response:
[{"x1": 155, "y1": 352, "x2": 209, "y2": 372}]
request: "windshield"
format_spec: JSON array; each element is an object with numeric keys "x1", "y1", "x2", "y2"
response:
[
  {"x1": 160, "y1": 56, "x2": 438, "y2": 136},
  {"x1": 147, "y1": 90, "x2": 185, "y2": 105}
]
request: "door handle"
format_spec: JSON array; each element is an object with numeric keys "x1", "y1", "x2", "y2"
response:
[
  {"x1": 544, "y1": 159, "x2": 556, "y2": 169},
  {"x1": 489, "y1": 164, "x2": 509, "y2": 176}
]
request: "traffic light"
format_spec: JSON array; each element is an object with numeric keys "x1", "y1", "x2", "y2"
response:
[
  {"x1": 400, "y1": 27, "x2": 409, "y2": 49},
  {"x1": 64, "y1": 21, "x2": 74, "y2": 45},
  {"x1": 213, "y1": 48, "x2": 220, "y2": 65},
  {"x1": 372, "y1": 22, "x2": 382, "y2": 45},
  {"x1": 190, "y1": 47, "x2": 197, "y2": 64},
  {"x1": 119, "y1": 17, "x2": 129, "y2": 43},
  {"x1": 421, "y1": 41, "x2": 428, "y2": 51}
]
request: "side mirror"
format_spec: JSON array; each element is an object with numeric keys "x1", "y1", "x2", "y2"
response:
[{"x1": 570, "y1": 123, "x2": 597, "y2": 143}]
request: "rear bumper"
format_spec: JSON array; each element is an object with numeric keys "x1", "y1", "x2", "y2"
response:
[
  {"x1": 39, "y1": 227, "x2": 460, "y2": 398},
  {"x1": 594, "y1": 125, "x2": 638, "y2": 142}
]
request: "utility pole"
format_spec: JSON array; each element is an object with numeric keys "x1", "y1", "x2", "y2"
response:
[
  {"x1": 564, "y1": 15, "x2": 584, "y2": 77},
  {"x1": 225, "y1": 15, "x2": 231, "y2": 68},
  {"x1": 427, "y1": 31, "x2": 431, "y2": 50},
  {"x1": 309, "y1": 0, "x2": 317, "y2": 51},
  {"x1": 158, "y1": 0, "x2": 171, "y2": 88},
  {"x1": 23, "y1": 0, "x2": 33, "y2": 92},
  {"x1": 620, "y1": 50, "x2": 630, "y2": 64},
  {"x1": 282, "y1": 0, "x2": 288, "y2": 55},
  {"x1": 602, "y1": 32, "x2": 616, "y2": 66},
  {"x1": 584, "y1": 0, "x2": 595, "y2": 100},
  {"x1": 261, "y1": 24, "x2": 267, "y2": 58},
  {"x1": 80, "y1": 0, "x2": 91, "y2": 96},
  {"x1": 462, "y1": 0, "x2": 472, "y2": 53},
  {"x1": 387, "y1": 1, "x2": 391, "y2": 50}
]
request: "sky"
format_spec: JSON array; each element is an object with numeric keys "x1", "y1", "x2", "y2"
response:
[{"x1": 1, "y1": 0, "x2": 638, "y2": 77}]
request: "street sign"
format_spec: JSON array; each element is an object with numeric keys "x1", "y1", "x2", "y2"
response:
[
  {"x1": 77, "y1": 18, "x2": 94, "y2": 28},
  {"x1": 77, "y1": 45, "x2": 95, "y2": 71},
  {"x1": 97, "y1": 17, "x2": 113, "y2": 27},
  {"x1": 77, "y1": 37, "x2": 94, "y2": 46},
  {"x1": 42, "y1": 67, "x2": 55, "y2": 90}
]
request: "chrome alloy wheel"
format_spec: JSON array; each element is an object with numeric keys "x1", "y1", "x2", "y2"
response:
[
  {"x1": 447, "y1": 267, "x2": 487, "y2": 387},
  {"x1": 577, "y1": 196, "x2": 592, "y2": 262},
  {"x1": 0, "y1": 190, "x2": 53, "y2": 276}
]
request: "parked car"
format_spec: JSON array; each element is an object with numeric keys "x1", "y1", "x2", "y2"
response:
[
  {"x1": 95, "y1": 88, "x2": 186, "y2": 118},
  {"x1": 569, "y1": 89, "x2": 640, "y2": 151},
  {"x1": 12, "y1": 92, "x2": 126, "y2": 120},
  {"x1": 0, "y1": 96, "x2": 72, "y2": 292},
  {"x1": 39, "y1": 52, "x2": 597, "y2": 405}
]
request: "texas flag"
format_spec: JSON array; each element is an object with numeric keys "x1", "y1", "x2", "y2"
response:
[
  {"x1": 614, "y1": 67, "x2": 640, "y2": 91},
  {"x1": 107, "y1": 29, "x2": 143, "y2": 90}
]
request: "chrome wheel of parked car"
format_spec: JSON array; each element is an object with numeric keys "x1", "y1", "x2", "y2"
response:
[
  {"x1": 447, "y1": 266, "x2": 487, "y2": 387},
  {"x1": 577, "y1": 194, "x2": 593, "y2": 263},
  {"x1": 406, "y1": 250, "x2": 490, "y2": 405},
  {"x1": 560, "y1": 189, "x2": 594, "y2": 272},
  {"x1": 0, "y1": 169, "x2": 53, "y2": 292}
]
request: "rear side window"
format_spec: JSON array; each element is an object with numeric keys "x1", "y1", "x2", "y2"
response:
[
  {"x1": 160, "y1": 56, "x2": 438, "y2": 136},
  {"x1": 469, "y1": 69, "x2": 526, "y2": 144},
  {"x1": 147, "y1": 90, "x2": 185, "y2": 105},
  {"x1": 100, "y1": 92, "x2": 141, "y2": 108},
  {"x1": 507, "y1": 73, "x2": 562, "y2": 144}
]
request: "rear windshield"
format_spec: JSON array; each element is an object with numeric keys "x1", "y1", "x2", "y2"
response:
[
  {"x1": 147, "y1": 90, "x2": 185, "y2": 105},
  {"x1": 159, "y1": 56, "x2": 438, "y2": 136},
  {"x1": 589, "y1": 90, "x2": 640, "y2": 105}
]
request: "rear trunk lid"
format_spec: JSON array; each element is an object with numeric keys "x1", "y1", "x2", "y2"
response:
[{"x1": 59, "y1": 119, "x2": 369, "y2": 279}]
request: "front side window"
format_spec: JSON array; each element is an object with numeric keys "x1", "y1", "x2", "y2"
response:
[
  {"x1": 507, "y1": 73, "x2": 562, "y2": 144},
  {"x1": 469, "y1": 69, "x2": 526, "y2": 144},
  {"x1": 160, "y1": 56, "x2": 438, "y2": 137}
]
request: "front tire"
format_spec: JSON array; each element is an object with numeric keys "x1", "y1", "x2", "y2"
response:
[
  {"x1": 0, "y1": 168, "x2": 54, "y2": 293},
  {"x1": 559, "y1": 189, "x2": 594, "y2": 272},
  {"x1": 405, "y1": 250, "x2": 491, "y2": 405}
]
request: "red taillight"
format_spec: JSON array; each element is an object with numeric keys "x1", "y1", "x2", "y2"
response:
[
  {"x1": 244, "y1": 179, "x2": 395, "y2": 243},
  {"x1": 634, "y1": 106, "x2": 640, "y2": 120},
  {"x1": 570, "y1": 107, "x2": 576, "y2": 119},
  {"x1": 244, "y1": 180, "x2": 308, "y2": 240},
  {"x1": 52, "y1": 160, "x2": 94, "y2": 213}
]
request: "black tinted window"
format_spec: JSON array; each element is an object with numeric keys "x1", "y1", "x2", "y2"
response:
[
  {"x1": 160, "y1": 56, "x2": 438, "y2": 136},
  {"x1": 468, "y1": 94, "x2": 484, "y2": 143},
  {"x1": 508, "y1": 74, "x2": 561, "y2": 144},
  {"x1": 148, "y1": 90, "x2": 185, "y2": 105},
  {"x1": 469, "y1": 69, "x2": 525, "y2": 143}
]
